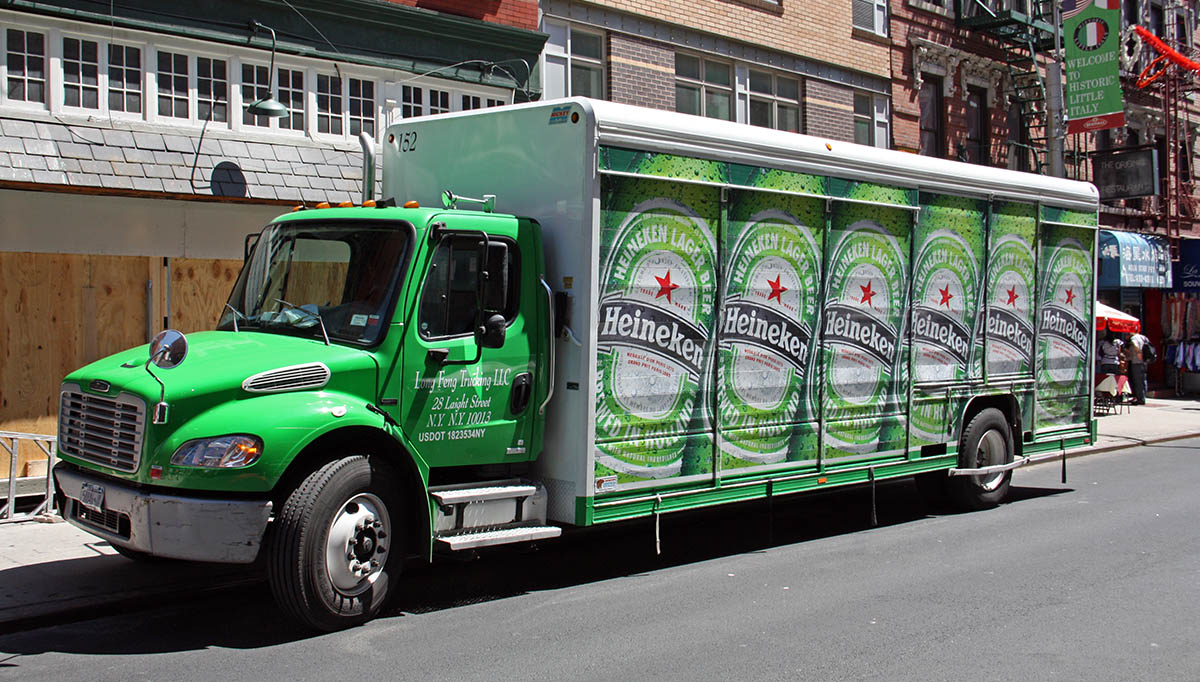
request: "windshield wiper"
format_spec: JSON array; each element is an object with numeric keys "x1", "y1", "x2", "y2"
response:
[
  {"x1": 274, "y1": 298, "x2": 331, "y2": 346},
  {"x1": 224, "y1": 303, "x2": 247, "y2": 332}
]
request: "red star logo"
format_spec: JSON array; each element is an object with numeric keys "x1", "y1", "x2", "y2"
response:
[
  {"x1": 1064, "y1": 287, "x2": 1076, "y2": 306},
  {"x1": 655, "y1": 271, "x2": 680, "y2": 304},
  {"x1": 1006, "y1": 287, "x2": 1019, "y2": 306},
  {"x1": 937, "y1": 285, "x2": 953, "y2": 308},
  {"x1": 859, "y1": 281, "x2": 876, "y2": 307},
  {"x1": 767, "y1": 275, "x2": 787, "y2": 303}
]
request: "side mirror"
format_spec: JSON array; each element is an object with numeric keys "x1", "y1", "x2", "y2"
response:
[
  {"x1": 149, "y1": 329, "x2": 188, "y2": 369},
  {"x1": 476, "y1": 313, "x2": 507, "y2": 349}
]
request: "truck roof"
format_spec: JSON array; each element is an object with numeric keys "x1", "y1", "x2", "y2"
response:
[{"x1": 389, "y1": 97, "x2": 1099, "y2": 213}]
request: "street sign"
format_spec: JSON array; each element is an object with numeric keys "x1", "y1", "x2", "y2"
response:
[{"x1": 1064, "y1": 0, "x2": 1125, "y2": 134}]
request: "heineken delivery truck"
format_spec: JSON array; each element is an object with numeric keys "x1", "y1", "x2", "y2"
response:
[{"x1": 54, "y1": 98, "x2": 1099, "y2": 630}]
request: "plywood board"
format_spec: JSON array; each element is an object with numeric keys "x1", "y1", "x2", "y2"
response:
[{"x1": 170, "y1": 258, "x2": 242, "y2": 333}]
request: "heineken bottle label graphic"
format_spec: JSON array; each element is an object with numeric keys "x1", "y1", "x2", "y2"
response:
[
  {"x1": 1036, "y1": 232, "x2": 1092, "y2": 426},
  {"x1": 985, "y1": 233, "x2": 1036, "y2": 375},
  {"x1": 822, "y1": 195, "x2": 909, "y2": 457},
  {"x1": 596, "y1": 175, "x2": 718, "y2": 484},
  {"x1": 718, "y1": 198, "x2": 822, "y2": 466},
  {"x1": 911, "y1": 229, "x2": 979, "y2": 383}
]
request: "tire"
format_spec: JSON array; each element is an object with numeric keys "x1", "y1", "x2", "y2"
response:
[
  {"x1": 947, "y1": 408, "x2": 1014, "y2": 511},
  {"x1": 268, "y1": 455, "x2": 403, "y2": 631}
]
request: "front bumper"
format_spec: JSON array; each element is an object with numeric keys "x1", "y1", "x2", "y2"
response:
[{"x1": 54, "y1": 464, "x2": 272, "y2": 564}]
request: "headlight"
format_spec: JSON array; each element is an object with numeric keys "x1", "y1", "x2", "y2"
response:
[{"x1": 170, "y1": 435, "x2": 263, "y2": 468}]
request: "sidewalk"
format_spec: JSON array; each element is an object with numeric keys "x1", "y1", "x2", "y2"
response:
[{"x1": 2, "y1": 396, "x2": 1198, "y2": 634}]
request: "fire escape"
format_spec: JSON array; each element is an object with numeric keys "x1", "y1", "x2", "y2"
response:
[
  {"x1": 1131, "y1": 3, "x2": 1200, "y2": 250},
  {"x1": 958, "y1": 1, "x2": 1059, "y2": 175}
]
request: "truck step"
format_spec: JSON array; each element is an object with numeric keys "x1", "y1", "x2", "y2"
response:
[
  {"x1": 430, "y1": 483, "x2": 538, "y2": 506},
  {"x1": 429, "y1": 479, "x2": 551, "y2": 536},
  {"x1": 436, "y1": 524, "x2": 562, "y2": 551}
]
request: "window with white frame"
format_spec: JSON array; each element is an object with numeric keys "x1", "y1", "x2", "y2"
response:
[
  {"x1": 676, "y1": 54, "x2": 733, "y2": 121},
  {"x1": 853, "y1": 91, "x2": 890, "y2": 148},
  {"x1": 107, "y1": 43, "x2": 142, "y2": 113},
  {"x1": 197, "y1": 56, "x2": 227, "y2": 122},
  {"x1": 428, "y1": 88, "x2": 450, "y2": 115},
  {"x1": 401, "y1": 84, "x2": 423, "y2": 118},
  {"x1": 748, "y1": 69, "x2": 800, "y2": 132},
  {"x1": 852, "y1": 0, "x2": 888, "y2": 37},
  {"x1": 317, "y1": 73, "x2": 343, "y2": 135},
  {"x1": 6, "y1": 28, "x2": 46, "y2": 104},
  {"x1": 157, "y1": 50, "x2": 188, "y2": 118},
  {"x1": 277, "y1": 67, "x2": 304, "y2": 131},
  {"x1": 241, "y1": 63, "x2": 270, "y2": 127},
  {"x1": 62, "y1": 36, "x2": 99, "y2": 109},
  {"x1": 348, "y1": 78, "x2": 375, "y2": 136},
  {"x1": 542, "y1": 19, "x2": 604, "y2": 100}
]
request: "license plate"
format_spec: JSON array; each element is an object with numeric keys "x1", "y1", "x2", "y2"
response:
[{"x1": 79, "y1": 482, "x2": 105, "y2": 513}]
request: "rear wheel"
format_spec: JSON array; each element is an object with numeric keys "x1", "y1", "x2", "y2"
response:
[
  {"x1": 267, "y1": 455, "x2": 402, "y2": 631},
  {"x1": 947, "y1": 408, "x2": 1014, "y2": 511}
]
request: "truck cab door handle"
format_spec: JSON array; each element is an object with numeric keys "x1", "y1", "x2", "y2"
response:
[{"x1": 510, "y1": 372, "x2": 533, "y2": 415}]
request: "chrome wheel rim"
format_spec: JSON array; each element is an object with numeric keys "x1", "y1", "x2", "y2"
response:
[
  {"x1": 975, "y1": 429, "x2": 1008, "y2": 492},
  {"x1": 326, "y1": 492, "x2": 390, "y2": 595}
]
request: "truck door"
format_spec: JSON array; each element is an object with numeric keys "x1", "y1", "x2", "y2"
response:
[{"x1": 398, "y1": 214, "x2": 536, "y2": 466}]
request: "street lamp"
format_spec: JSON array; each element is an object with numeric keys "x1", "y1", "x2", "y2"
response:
[{"x1": 246, "y1": 20, "x2": 289, "y2": 119}]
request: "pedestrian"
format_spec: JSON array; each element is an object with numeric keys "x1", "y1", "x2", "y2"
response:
[
  {"x1": 1123, "y1": 333, "x2": 1147, "y2": 405},
  {"x1": 1130, "y1": 331, "x2": 1154, "y2": 400},
  {"x1": 1098, "y1": 332, "x2": 1121, "y2": 375}
]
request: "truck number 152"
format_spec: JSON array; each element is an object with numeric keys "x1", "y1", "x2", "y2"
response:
[{"x1": 397, "y1": 131, "x2": 417, "y2": 153}]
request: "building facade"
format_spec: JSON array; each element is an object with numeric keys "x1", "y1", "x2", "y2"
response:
[{"x1": 0, "y1": 0, "x2": 545, "y2": 452}]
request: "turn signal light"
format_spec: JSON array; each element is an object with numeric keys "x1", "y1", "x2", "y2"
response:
[
  {"x1": 404, "y1": 200, "x2": 420, "y2": 208},
  {"x1": 316, "y1": 201, "x2": 331, "y2": 209}
]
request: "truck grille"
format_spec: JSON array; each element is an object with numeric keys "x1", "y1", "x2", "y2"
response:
[
  {"x1": 71, "y1": 499, "x2": 131, "y2": 538},
  {"x1": 58, "y1": 384, "x2": 146, "y2": 472}
]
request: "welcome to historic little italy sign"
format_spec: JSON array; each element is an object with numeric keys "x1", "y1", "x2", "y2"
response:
[{"x1": 1064, "y1": 0, "x2": 1125, "y2": 134}]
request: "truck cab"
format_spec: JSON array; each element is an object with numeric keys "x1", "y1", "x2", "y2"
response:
[{"x1": 55, "y1": 195, "x2": 555, "y2": 631}]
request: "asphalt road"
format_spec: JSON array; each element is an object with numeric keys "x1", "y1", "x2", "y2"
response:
[{"x1": 2, "y1": 438, "x2": 1199, "y2": 681}]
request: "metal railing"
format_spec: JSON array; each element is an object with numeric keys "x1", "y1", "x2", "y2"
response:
[{"x1": 0, "y1": 431, "x2": 57, "y2": 523}]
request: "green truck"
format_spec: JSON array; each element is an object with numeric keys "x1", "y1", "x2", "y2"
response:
[{"x1": 54, "y1": 99, "x2": 1099, "y2": 630}]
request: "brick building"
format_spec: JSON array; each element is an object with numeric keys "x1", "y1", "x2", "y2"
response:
[{"x1": 538, "y1": 0, "x2": 893, "y2": 146}]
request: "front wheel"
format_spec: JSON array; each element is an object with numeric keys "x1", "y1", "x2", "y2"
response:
[
  {"x1": 946, "y1": 408, "x2": 1014, "y2": 511},
  {"x1": 267, "y1": 455, "x2": 402, "y2": 631}
]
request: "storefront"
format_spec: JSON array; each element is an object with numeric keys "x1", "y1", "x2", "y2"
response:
[
  {"x1": 1096, "y1": 229, "x2": 1172, "y2": 387},
  {"x1": 1164, "y1": 239, "x2": 1200, "y2": 394}
]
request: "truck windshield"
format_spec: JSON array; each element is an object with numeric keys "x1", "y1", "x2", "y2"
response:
[{"x1": 219, "y1": 221, "x2": 411, "y2": 346}]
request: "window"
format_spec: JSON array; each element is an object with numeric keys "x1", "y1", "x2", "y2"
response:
[
  {"x1": 349, "y1": 78, "x2": 375, "y2": 136},
  {"x1": 242, "y1": 63, "x2": 270, "y2": 127},
  {"x1": 401, "y1": 84, "x2": 422, "y2": 118},
  {"x1": 1006, "y1": 106, "x2": 1031, "y2": 172},
  {"x1": 749, "y1": 70, "x2": 800, "y2": 132},
  {"x1": 854, "y1": 92, "x2": 890, "y2": 148},
  {"x1": 108, "y1": 44, "x2": 142, "y2": 113},
  {"x1": 6, "y1": 29, "x2": 46, "y2": 104},
  {"x1": 418, "y1": 236, "x2": 519, "y2": 339},
  {"x1": 428, "y1": 88, "x2": 450, "y2": 115},
  {"x1": 918, "y1": 75, "x2": 944, "y2": 157},
  {"x1": 197, "y1": 57, "x2": 227, "y2": 122},
  {"x1": 317, "y1": 74, "x2": 343, "y2": 135},
  {"x1": 542, "y1": 20, "x2": 604, "y2": 100},
  {"x1": 963, "y1": 86, "x2": 988, "y2": 164},
  {"x1": 157, "y1": 50, "x2": 188, "y2": 118},
  {"x1": 62, "y1": 37, "x2": 98, "y2": 109},
  {"x1": 675, "y1": 54, "x2": 732, "y2": 121},
  {"x1": 277, "y1": 68, "x2": 304, "y2": 130},
  {"x1": 852, "y1": 0, "x2": 888, "y2": 36}
]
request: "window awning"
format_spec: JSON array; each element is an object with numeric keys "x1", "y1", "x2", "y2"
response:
[{"x1": 1097, "y1": 230, "x2": 1172, "y2": 288}]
